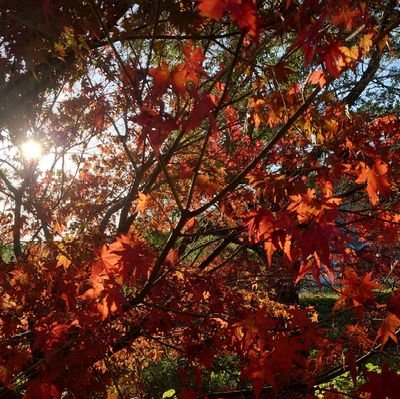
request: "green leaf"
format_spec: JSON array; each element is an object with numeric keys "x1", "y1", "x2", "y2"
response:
[{"x1": 162, "y1": 389, "x2": 176, "y2": 399}]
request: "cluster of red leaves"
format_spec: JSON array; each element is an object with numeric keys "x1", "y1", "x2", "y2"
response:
[
  {"x1": 334, "y1": 269, "x2": 379, "y2": 315},
  {"x1": 358, "y1": 364, "x2": 400, "y2": 399},
  {"x1": 0, "y1": 1, "x2": 399, "y2": 399},
  {"x1": 246, "y1": 187, "x2": 341, "y2": 282},
  {"x1": 197, "y1": 0, "x2": 258, "y2": 37},
  {"x1": 355, "y1": 159, "x2": 391, "y2": 206},
  {"x1": 80, "y1": 233, "x2": 155, "y2": 320},
  {"x1": 150, "y1": 42, "x2": 206, "y2": 97}
]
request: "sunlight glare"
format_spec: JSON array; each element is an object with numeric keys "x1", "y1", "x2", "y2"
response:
[{"x1": 21, "y1": 140, "x2": 43, "y2": 161}]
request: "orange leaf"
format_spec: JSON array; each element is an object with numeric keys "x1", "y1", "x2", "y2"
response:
[
  {"x1": 80, "y1": 281, "x2": 104, "y2": 300},
  {"x1": 263, "y1": 239, "x2": 277, "y2": 267},
  {"x1": 101, "y1": 244, "x2": 122, "y2": 271},
  {"x1": 96, "y1": 289, "x2": 124, "y2": 321},
  {"x1": 166, "y1": 249, "x2": 179, "y2": 267},
  {"x1": 196, "y1": 174, "x2": 219, "y2": 195},
  {"x1": 197, "y1": 0, "x2": 228, "y2": 20},
  {"x1": 150, "y1": 62, "x2": 170, "y2": 96},
  {"x1": 331, "y1": 4, "x2": 360, "y2": 29},
  {"x1": 355, "y1": 159, "x2": 391, "y2": 205},
  {"x1": 375, "y1": 313, "x2": 400, "y2": 347},
  {"x1": 334, "y1": 270, "x2": 379, "y2": 312},
  {"x1": 308, "y1": 70, "x2": 327, "y2": 88},
  {"x1": 135, "y1": 192, "x2": 151, "y2": 213},
  {"x1": 198, "y1": 0, "x2": 257, "y2": 37}
]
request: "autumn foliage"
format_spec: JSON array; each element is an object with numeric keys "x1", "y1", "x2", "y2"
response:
[{"x1": 0, "y1": 0, "x2": 400, "y2": 398}]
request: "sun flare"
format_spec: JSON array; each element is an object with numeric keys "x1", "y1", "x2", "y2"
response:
[{"x1": 21, "y1": 140, "x2": 43, "y2": 161}]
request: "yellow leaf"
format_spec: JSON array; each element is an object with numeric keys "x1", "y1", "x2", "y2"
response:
[
  {"x1": 54, "y1": 42, "x2": 67, "y2": 61},
  {"x1": 339, "y1": 46, "x2": 359, "y2": 66},
  {"x1": 135, "y1": 192, "x2": 151, "y2": 213},
  {"x1": 359, "y1": 33, "x2": 374, "y2": 55},
  {"x1": 57, "y1": 254, "x2": 72, "y2": 269}
]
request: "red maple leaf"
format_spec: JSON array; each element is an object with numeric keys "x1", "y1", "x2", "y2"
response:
[
  {"x1": 96, "y1": 288, "x2": 125, "y2": 321},
  {"x1": 197, "y1": 0, "x2": 228, "y2": 20},
  {"x1": 331, "y1": 2, "x2": 360, "y2": 30},
  {"x1": 246, "y1": 209, "x2": 276, "y2": 265},
  {"x1": 197, "y1": 0, "x2": 257, "y2": 37},
  {"x1": 171, "y1": 43, "x2": 205, "y2": 94},
  {"x1": 94, "y1": 109, "x2": 105, "y2": 130},
  {"x1": 324, "y1": 42, "x2": 344, "y2": 77},
  {"x1": 334, "y1": 270, "x2": 379, "y2": 313},
  {"x1": 375, "y1": 313, "x2": 400, "y2": 347},
  {"x1": 183, "y1": 93, "x2": 215, "y2": 133},
  {"x1": 229, "y1": 0, "x2": 257, "y2": 37},
  {"x1": 33, "y1": 322, "x2": 72, "y2": 355},
  {"x1": 25, "y1": 380, "x2": 60, "y2": 399},
  {"x1": 134, "y1": 106, "x2": 176, "y2": 154},
  {"x1": 359, "y1": 364, "x2": 400, "y2": 399},
  {"x1": 387, "y1": 290, "x2": 400, "y2": 319},
  {"x1": 149, "y1": 62, "x2": 170, "y2": 96}
]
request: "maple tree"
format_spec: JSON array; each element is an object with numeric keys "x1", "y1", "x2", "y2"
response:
[{"x1": 0, "y1": 0, "x2": 400, "y2": 398}]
